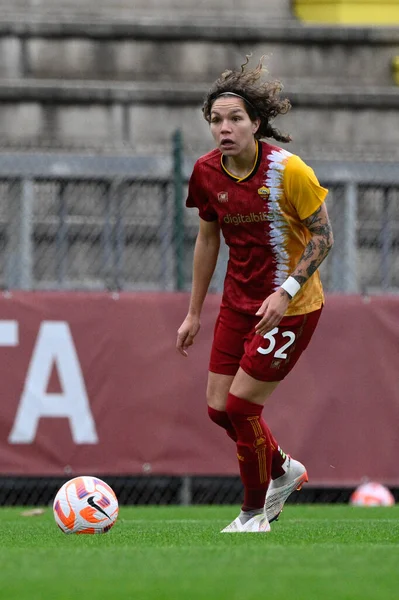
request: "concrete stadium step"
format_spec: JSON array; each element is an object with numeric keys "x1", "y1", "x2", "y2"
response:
[
  {"x1": 0, "y1": 79, "x2": 398, "y2": 160},
  {"x1": 1, "y1": 20, "x2": 398, "y2": 86},
  {"x1": 0, "y1": 0, "x2": 293, "y2": 20}
]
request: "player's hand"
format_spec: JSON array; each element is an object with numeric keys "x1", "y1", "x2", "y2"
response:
[
  {"x1": 255, "y1": 289, "x2": 290, "y2": 337},
  {"x1": 176, "y1": 315, "x2": 201, "y2": 357}
]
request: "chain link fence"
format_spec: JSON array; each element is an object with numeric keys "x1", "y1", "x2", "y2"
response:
[
  {"x1": 319, "y1": 175, "x2": 399, "y2": 294},
  {"x1": 0, "y1": 148, "x2": 398, "y2": 295},
  {"x1": 3, "y1": 475, "x2": 392, "y2": 507},
  {"x1": 0, "y1": 157, "x2": 176, "y2": 291},
  {"x1": 4, "y1": 178, "x2": 176, "y2": 291}
]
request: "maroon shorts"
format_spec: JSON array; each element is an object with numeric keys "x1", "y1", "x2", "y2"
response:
[{"x1": 209, "y1": 305, "x2": 322, "y2": 382}]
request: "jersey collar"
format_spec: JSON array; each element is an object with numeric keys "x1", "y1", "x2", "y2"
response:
[{"x1": 220, "y1": 140, "x2": 262, "y2": 183}]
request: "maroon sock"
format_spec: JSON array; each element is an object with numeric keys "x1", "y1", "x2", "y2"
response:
[
  {"x1": 226, "y1": 393, "x2": 272, "y2": 511},
  {"x1": 262, "y1": 422, "x2": 286, "y2": 479},
  {"x1": 207, "y1": 405, "x2": 286, "y2": 479},
  {"x1": 207, "y1": 406, "x2": 237, "y2": 442}
]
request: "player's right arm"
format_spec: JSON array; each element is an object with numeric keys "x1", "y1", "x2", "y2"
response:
[{"x1": 176, "y1": 217, "x2": 220, "y2": 357}]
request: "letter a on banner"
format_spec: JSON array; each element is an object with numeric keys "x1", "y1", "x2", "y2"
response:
[{"x1": 9, "y1": 321, "x2": 98, "y2": 444}]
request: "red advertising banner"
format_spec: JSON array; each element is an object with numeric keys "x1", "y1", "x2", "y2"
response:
[{"x1": 0, "y1": 291, "x2": 398, "y2": 485}]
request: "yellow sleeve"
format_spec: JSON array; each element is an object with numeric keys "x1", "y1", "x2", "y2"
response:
[{"x1": 283, "y1": 155, "x2": 328, "y2": 221}]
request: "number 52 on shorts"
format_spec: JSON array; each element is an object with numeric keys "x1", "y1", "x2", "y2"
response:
[
  {"x1": 257, "y1": 327, "x2": 296, "y2": 359},
  {"x1": 240, "y1": 308, "x2": 322, "y2": 381}
]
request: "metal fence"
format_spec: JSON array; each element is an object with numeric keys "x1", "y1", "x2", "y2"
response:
[
  {"x1": 0, "y1": 155, "x2": 176, "y2": 291},
  {"x1": 0, "y1": 143, "x2": 398, "y2": 295},
  {"x1": 319, "y1": 168, "x2": 399, "y2": 294},
  {"x1": 1, "y1": 475, "x2": 383, "y2": 507}
]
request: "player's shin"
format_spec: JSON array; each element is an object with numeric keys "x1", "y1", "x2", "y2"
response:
[
  {"x1": 262, "y1": 421, "x2": 287, "y2": 479},
  {"x1": 226, "y1": 393, "x2": 272, "y2": 515},
  {"x1": 208, "y1": 404, "x2": 286, "y2": 479}
]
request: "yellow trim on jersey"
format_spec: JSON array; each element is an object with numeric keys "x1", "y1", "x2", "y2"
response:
[{"x1": 221, "y1": 140, "x2": 259, "y2": 182}]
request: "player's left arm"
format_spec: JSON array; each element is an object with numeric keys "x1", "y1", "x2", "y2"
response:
[
  {"x1": 255, "y1": 202, "x2": 333, "y2": 336},
  {"x1": 255, "y1": 156, "x2": 333, "y2": 336},
  {"x1": 290, "y1": 202, "x2": 334, "y2": 287}
]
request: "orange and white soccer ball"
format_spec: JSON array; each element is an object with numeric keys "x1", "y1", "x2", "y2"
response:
[
  {"x1": 350, "y1": 482, "x2": 395, "y2": 507},
  {"x1": 53, "y1": 476, "x2": 119, "y2": 534}
]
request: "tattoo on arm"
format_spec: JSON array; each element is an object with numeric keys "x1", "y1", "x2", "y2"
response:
[
  {"x1": 291, "y1": 205, "x2": 334, "y2": 288},
  {"x1": 279, "y1": 287, "x2": 291, "y2": 300},
  {"x1": 301, "y1": 239, "x2": 316, "y2": 262}
]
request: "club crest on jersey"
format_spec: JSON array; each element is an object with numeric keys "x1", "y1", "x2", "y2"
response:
[
  {"x1": 257, "y1": 186, "x2": 270, "y2": 199},
  {"x1": 217, "y1": 192, "x2": 229, "y2": 203}
]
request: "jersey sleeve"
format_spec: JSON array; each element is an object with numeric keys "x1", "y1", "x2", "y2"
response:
[
  {"x1": 283, "y1": 155, "x2": 328, "y2": 221},
  {"x1": 186, "y1": 161, "x2": 218, "y2": 222}
]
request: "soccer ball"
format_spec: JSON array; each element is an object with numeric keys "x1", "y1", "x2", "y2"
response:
[
  {"x1": 350, "y1": 482, "x2": 395, "y2": 507},
  {"x1": 53, "y1": 476, "x2": 119, "y2": 534}
]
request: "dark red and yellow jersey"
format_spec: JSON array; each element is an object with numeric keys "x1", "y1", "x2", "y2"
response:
[{"x1": 186, "y1": 141, "x2": 328, "y2": 316}]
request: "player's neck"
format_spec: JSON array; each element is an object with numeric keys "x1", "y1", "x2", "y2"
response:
[{"x1": 224, "y1": 141, "x2": 258, "y2": 179}]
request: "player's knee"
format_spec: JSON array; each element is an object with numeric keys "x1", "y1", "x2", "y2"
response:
[{"x1": 206, "y1": 390, "x2": 227, "y2": 412}]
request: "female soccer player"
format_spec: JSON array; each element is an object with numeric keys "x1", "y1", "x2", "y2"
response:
[{"x1": 176, "y1": 56, "x2": 334, "y2": 532}]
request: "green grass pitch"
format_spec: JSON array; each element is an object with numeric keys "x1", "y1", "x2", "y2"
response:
[{"x1": 2, "y1": 504, "x2": 399, "y2": 599}]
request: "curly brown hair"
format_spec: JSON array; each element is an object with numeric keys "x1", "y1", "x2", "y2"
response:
[{"x1": 202, "y1": 55, "x2": 292, "y2": 144}]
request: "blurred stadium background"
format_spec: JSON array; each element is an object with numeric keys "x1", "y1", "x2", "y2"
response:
[{"x1": 0, "y1": 0, "x2": 398, "y2": 506}]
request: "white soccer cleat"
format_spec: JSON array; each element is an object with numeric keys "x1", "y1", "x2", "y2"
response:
[
  {"x1": 220, "y1": 516, "x2": 244, "y2": 532},
  {"x1": 221, "y1": 513, "x2": 271, "y2": 533},
  {"x1": 265, "y1": 456, "x2": 308, "y2": 523}
]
